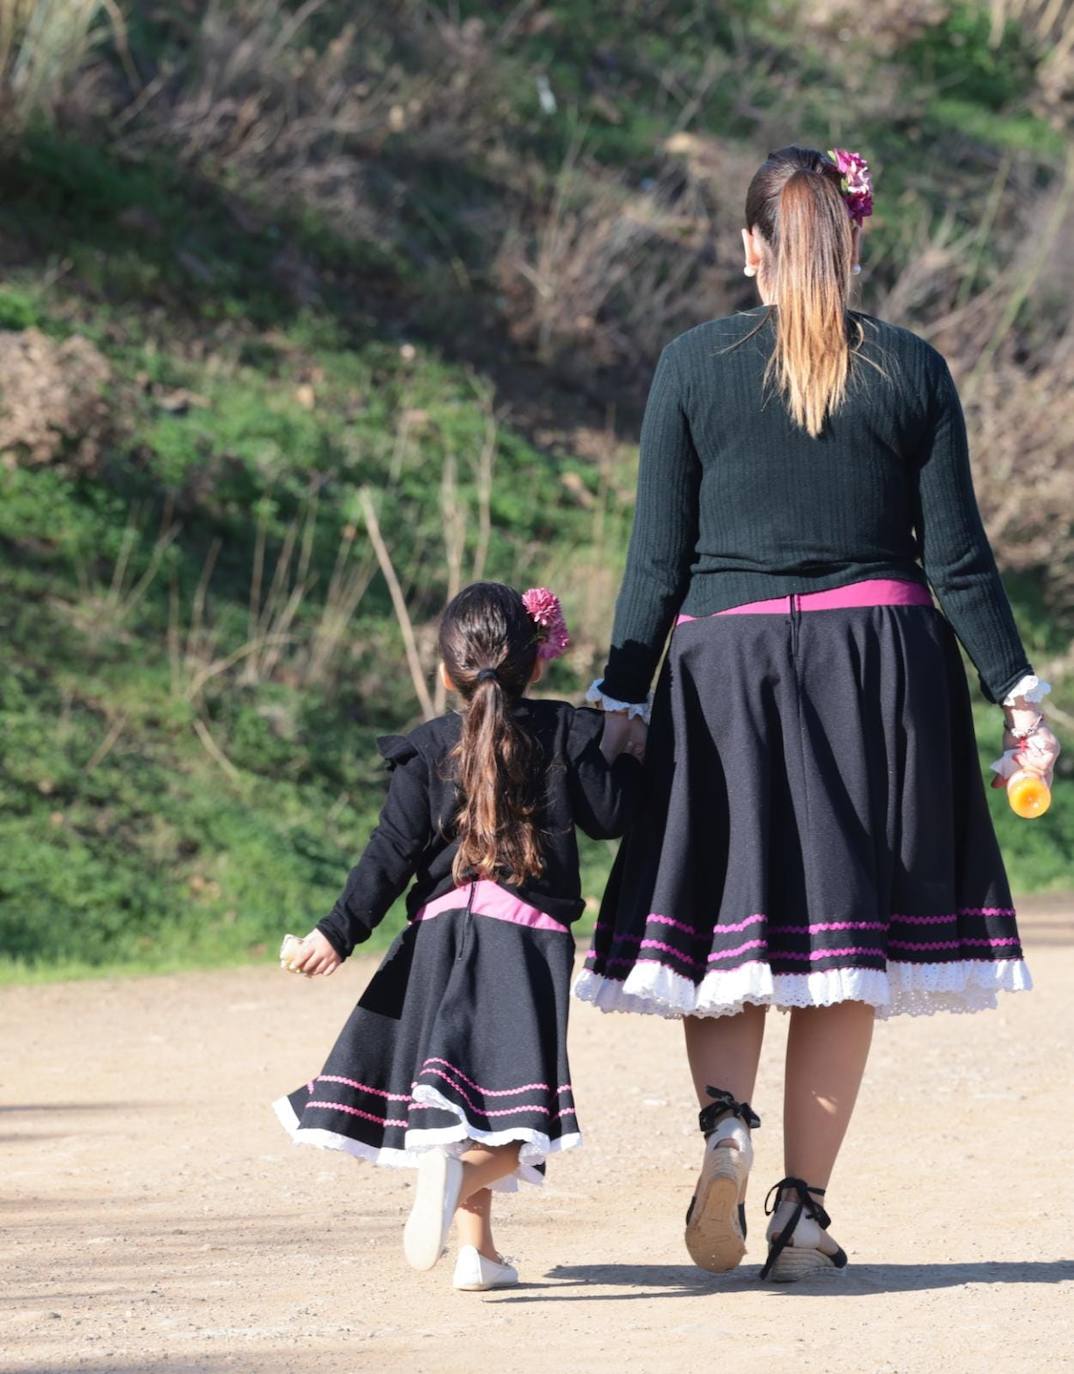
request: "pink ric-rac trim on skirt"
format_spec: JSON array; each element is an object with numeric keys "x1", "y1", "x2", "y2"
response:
[
  {"x1": 413, "y1": 879, "x2": 570, "y2": 934},
  {"x1": 675, "y1": 578, "x2": 933, "y2": 625}
]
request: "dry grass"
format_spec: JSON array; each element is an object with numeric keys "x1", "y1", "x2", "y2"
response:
[
  {"x1": 873, "y1": 147, "x2": 1074, "y2": 619},
  {"x1": 495, "y1": 146, "x2": 663, "y2": 367},
  {"x1": 537, "y1": 412, "x2": 635, "y2": 686},
  {"x1": 989, "y1": 0, "x2": 1074, "y2": 118},
  {"x1": 120, "y1": 0, "x2": 521, "y2": 246},
  {"x1": 71, "y1": 504, "x2": 180, "y2": 638},
  {"x1": 797, "y1": 0, "x2": 951, "y2": 53},
  {"x1": 494, "y1": 135, "x2": 742, "y2": 370},
  {"x1": 966, "y1": 350, "x2": 1074, "y2": 612},
  {"x1": 0, "y1": 0, "x2": 124, "y2": 136},
  {"x1": 161, "y1": 502, "x2": 378, "y2": 777}
]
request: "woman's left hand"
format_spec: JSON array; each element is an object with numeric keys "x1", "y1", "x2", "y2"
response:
[{"x1": 990, "y1": 708, "x2": 1060, "y2": 790}]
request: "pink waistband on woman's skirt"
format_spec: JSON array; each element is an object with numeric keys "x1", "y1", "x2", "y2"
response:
[
  {"x1": 413, "y1": 880, "x2": 571, "y2": 934},
  {"x1": 675, "y1": 578, "x2": 933, "y2": 626}
]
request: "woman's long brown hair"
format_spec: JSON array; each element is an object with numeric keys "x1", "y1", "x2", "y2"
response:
[
  {"x1": 439, "y1": 582, "x2": 543, "y2": 887},
  {"x1": 745, "y1": 145, "x2": 861, "y2": 437}
]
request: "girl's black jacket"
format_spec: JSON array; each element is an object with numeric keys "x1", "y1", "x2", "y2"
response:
[{"x1": 316, "y1": 699, "x2": 641, "y2": 958}]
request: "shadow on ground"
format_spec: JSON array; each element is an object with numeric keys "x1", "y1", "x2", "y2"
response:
[{"x1": 487, "y1": 1259, "x2": 1074, "y2": 1302}]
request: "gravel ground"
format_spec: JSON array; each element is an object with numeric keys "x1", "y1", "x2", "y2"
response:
[{"x1": 5, "y1": 897, "x2": 1073, "y2": 1374}]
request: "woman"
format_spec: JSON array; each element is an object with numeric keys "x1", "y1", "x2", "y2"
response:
[{"x1": 578, "y1": 145, "x2": 1060, "y2": 1281}]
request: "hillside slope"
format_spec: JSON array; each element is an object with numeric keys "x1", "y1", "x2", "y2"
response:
[{"x1": 1, "y1": 1, "x2": 1071, "y2": 977}]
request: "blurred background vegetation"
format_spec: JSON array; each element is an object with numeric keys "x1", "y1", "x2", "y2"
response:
[{"x1": 1, "y1": 0, "x2": 1071, "y2": 980}]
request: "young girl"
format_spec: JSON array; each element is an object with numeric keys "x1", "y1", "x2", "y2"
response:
[{"x1": 274, "y1": 581, "x2": 641, "y2": 1290}]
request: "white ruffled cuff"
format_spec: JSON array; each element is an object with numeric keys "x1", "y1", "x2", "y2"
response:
[
  {"x1": 1002, "y1": 674, "x2": 1051, "y2": 707},
  {"x1": 585, "y1": 680, "x2": 652, "y2": 723}
]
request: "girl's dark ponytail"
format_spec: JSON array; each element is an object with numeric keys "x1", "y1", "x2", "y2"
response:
[{"x1": 439, "y1": 583, "x2": 543, "y2": 886}]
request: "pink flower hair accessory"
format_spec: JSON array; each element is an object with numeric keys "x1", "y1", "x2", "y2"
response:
[
  {"x1": 522, "y1": 587, "x2": 570, "y2": 661},
  {"x1": 827, "y1": 148, "x2": 873, "y2": 226}
]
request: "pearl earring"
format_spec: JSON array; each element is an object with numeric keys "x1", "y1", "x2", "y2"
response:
[
  {"x1": 743, "y1": 265, "x2": 756, "y2": 278},
  {"x1": 851, "y1": 264, "x2": 862, "y2": 275}
]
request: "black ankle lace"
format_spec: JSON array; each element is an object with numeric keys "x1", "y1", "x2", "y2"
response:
[
  {"x1": 698, "y1": 1085, "x2": 761, "y2": 1138},
  {"x1": 759, "y1": 1177, "x2": 830, "y2": 1280}
]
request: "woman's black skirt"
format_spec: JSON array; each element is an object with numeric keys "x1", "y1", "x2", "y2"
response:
[
  {"x1": 275, "y1": 899, "x2": 580, "y2": 1190},
  {"x1": 575, "y1": 604, "x2": 1030, "y2": 1020}
]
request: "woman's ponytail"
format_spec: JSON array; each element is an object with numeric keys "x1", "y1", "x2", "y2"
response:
[
  {"x1": 438, "y1": 582, "x2": 544, "y2": 887},
  {"x1": 770, "y1": 169, "x2": 853, "y2": 436},
  {"x1": 745, "y1": 146, "x2": 861, "y2": 438}
]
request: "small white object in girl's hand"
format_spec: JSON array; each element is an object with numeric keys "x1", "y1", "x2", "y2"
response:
[{"x1": 279, "y1": 933, "x2": 308, "y2": 974}]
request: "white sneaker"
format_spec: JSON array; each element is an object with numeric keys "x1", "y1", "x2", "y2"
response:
[
  {"x1": 452, "y1": 1245, "x2": 519, "y2": 1291},
  {"x1": 403, "y1": 1151, "x2": 464, "y2": 1271}
]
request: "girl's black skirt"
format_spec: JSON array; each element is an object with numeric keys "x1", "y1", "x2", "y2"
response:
[
  {"x1": 275, "y1": 900, "x2": 579, "y2": 1189},
  {"x1": 575, "y1": 604, "x2": 1030, "y2": 1020}
]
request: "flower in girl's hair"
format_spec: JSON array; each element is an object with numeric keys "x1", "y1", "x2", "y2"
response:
[
  {"x1": 522, "y1": 587, "x2": 570, "y2": 660},
  {"x1": 827, "y1": 148, "x2": 873, "y2": 226}
]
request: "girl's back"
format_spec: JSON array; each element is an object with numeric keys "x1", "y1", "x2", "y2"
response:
[
  {"x1": 317, "y1": 697, "x2": 639, "y2": 956},
  {"x1": 274, "y1": 581, "x2": 640, "y2": 1290}
]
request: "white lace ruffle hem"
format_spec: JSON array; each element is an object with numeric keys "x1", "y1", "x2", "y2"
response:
[
  {"x1": 573, "y1": 957, "x2": 1032, "y2": 1020},
  {"x1": 585, "y1": 680, "x2": 652, "y2": 722},
  {"x1": 1002, "y1": 674, "x2": 1051, "y2": 706},
  {"x1": 273, "y1": 1090, "x2": 582, "y2": 1193}
]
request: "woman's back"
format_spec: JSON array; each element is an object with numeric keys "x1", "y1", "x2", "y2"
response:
[
  {"x1": 661, "y1": 306, "x2": 941, "y2": 582},
  {"x1": 604, "y1": 304, "x2": 1029, "y2": 707}
]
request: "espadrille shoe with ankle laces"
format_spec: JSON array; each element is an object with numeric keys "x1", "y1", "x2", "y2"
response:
[
  {"x1": 684, "y1": 1087, "x2": 761, "y2": 1273},
  {"x1": 759, "y1": 1177, "x2": 848, "y2": 1282}
]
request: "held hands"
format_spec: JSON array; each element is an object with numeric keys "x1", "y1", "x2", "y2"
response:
[
  {"x1": 279, "y1": 929, "x2": 342, "y2": 977},
  {"x1": 599, "y1": 710, "x2": 648, "y2": 764}
]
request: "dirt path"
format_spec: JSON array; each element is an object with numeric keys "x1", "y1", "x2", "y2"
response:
[{"x1": 5, "y1": 899, "x2": 1074, "y2": 1374}]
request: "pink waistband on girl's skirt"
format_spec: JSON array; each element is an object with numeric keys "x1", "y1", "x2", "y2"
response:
[
  {"x1": 412, "y1": 879, "x2": 571, "y2": 934},
  {"x1": 675, "y1": 578, "x2": 933, "y2": 626}
]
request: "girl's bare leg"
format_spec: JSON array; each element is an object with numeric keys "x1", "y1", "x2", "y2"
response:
[
  {"x1": 683, "y1": 1003, "x2": 768, "y2": 1110},
  {"x1": 455, "y1": 1143, "x2": 521, "y2": 1260},
  {"x1": 783, "y1": 1001, "x2": 875, "y2": 1193},
  {"x1": 456, "y1": 1187, "x2": 497, "y2": 1259},
  {"x1": 458, "y1": 1142, "x2": 521, "y2": 1197}
]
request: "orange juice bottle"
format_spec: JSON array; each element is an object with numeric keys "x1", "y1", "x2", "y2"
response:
[{"x1": 1007, "y1": 769, "x2": 1051, "y2": 819}]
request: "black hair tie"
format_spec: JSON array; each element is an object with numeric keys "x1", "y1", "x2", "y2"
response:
[{"x1": 475, "y1": 668, "x2": 499, "y2": 684}]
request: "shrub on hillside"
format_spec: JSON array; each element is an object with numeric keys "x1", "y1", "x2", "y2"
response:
[{"x1": 0, "y1": 328, "x2": 113, "y2": 470}]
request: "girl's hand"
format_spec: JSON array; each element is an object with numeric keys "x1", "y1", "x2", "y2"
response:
[
  {"x1": 599, "y1": 710, "x2": 633, "y2": 762},
  {"x1": 599, "y1": 711, "x2": 648, "y2": 764},
  {"x1": 622, "y1": 716, "x2": 648, "y2": 763},
  {"x1": 287, "y1": 929, "x2": 342, "y2": 977}
]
